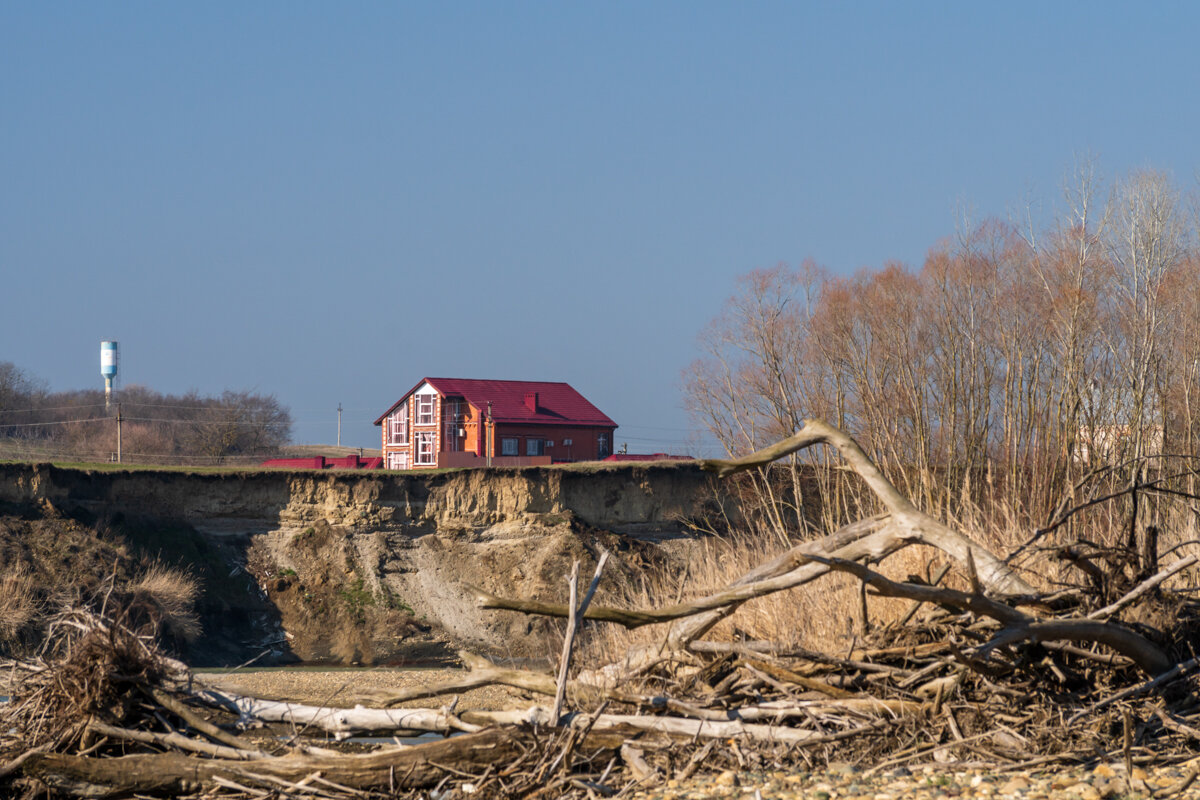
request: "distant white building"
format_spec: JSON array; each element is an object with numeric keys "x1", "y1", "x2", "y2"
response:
[{"x1": 1075, "y1": 423, "x2": 1163, "y2": 463}]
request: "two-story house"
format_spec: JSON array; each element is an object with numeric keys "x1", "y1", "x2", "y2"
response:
[{"x1": 373, "y1": 378, "x2": 617, "y2": 470}]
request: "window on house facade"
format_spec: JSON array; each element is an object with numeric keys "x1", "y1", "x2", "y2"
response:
[
  {"x1": 389, "y1": 404, "x2": 408, "y2": 445},
  {"x1": 501, "y1": 438, "x2": 518, "y2": 456},
  {"x1": 527, "y1": 438, "x2": 544, "y2": 456},
  {"x1": 415, "y1": 432, "x2": 435, "y2": 465},
  {"x1": 443, "y1": 400, "x2": 462, "y2": 452},
  {"x1": 387, "y1": 452, "x2": 408, "y2": 470},
  {"x1": 598, "y1": 434, "x2": 610, "y2": 459},
  {"x1": 443, "y1": 419, "x2": 462, "y2": 451},
  {"x1": 417, "y1": 394, "x2": 435, "y2": 425}
]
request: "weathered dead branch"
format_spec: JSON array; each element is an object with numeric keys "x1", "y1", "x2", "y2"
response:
[
  {"x1": 699, "y1": 419, "x2": 1034, "y2": 595},
  {"x1": 805, "y1": 553, "x2": 1173, "y2": 674},
  {"x1": 23, "y1": 726, "x2": 542, "y2": 796}
]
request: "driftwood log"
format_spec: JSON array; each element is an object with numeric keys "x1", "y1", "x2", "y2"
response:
[
  {"x1": 193, "y1": 688, "x2": 906, "y2": 745},
  {"x1": 24, "y1": 727, "x2": 542, "y2": 797}
]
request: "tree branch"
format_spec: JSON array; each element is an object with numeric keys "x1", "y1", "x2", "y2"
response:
[{"x1": 700, "y1": 419, "x2": 1034, "y2": 596}]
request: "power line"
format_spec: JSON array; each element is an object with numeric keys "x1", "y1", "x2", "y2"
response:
[
  {"x1": 617, "y1": 424, "x2": 700, "y2": 433},
  {"x1": 0, "y1": 417, "x2": 110, "y2": 428},
  {"x1": 121, "y1": 416, "x2": 286, "y2": 428},
  {"x1": 0, "y1": 403, "x2": 108, "y2": 413},
  {"x1": 0, "y1": 416, "x2": 285, "y2": 430},
  {"x1": 107, "y1": 401, "x2": 285, "y2": 412}
]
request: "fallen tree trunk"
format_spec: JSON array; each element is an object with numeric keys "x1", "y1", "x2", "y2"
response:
[
  {"x1": 200, "y1": 689, "x2": 510, "y2": 737},
  {"x1": 198, "y1": 689, "x2": 900, "y2": 745},
  {"x1": 472, "y1": 516, "x2": 897, "y2": 631}
]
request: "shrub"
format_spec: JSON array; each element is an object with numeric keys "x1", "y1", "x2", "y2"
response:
[{"x1": 128, "y1": 562, "x2": 201, "y2": 642}]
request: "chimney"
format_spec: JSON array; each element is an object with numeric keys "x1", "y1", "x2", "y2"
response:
[{"x1": 525, "y1": 392, "x2": 539, "y2": 413}]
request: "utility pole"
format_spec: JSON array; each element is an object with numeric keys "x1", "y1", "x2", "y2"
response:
[
  {"x1": 337, "y1": 403, "x2": 343, "y2": 447},
  {"x1": 486, "y1": 401, "x2": 493, "y2": 468},
  {"x1": 116, "y1": 403, "x2": 123, "y2": 464}
]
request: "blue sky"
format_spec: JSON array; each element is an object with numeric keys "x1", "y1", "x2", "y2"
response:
[{"x1": 2, "y1": 3, "x2": 1198, "y2": 453}]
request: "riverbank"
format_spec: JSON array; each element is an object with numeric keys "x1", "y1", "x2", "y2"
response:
[
  {"x1": 11, "y1": 662, "x2": 1199, "y2": 799},
  {"x1": 191, "y1": 669, "x2": 1200, "y2": 800},
  {"x1": 0, "y1": 460, "x2": 713, "y2": 665}
]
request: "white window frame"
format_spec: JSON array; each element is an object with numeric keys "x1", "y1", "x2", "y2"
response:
[
  {"x1": 501, "y1": 437, "x2": 519, "y2": 456},
  {"x1": 415, "y1": 431, "x2": 436, "y2": 465},
  {"x1": 389, "y1": 404, "x2": 408, "y2": 445},
  {"x1": 527, "y1": 438, "x2": 544, "y2": 456},
  {"x1": 387, "y1": 451, "x2": 408, "y2": 470},
  {"x1": 416, "y1": 394, "x2": 435, "y2": 425}
]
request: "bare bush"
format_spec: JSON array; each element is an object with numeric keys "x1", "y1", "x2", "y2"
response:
[
  {"x1": 0, "y1": 565, "x2": 41, "y2": 647},
  {"x1": 127, "y1": 563, "x2": 201, "y2": 642}
]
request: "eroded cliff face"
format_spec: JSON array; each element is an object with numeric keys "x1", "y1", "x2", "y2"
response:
[
  {"x1": 0, "y1": 462, "x2": 708, "y2": 535},
  {"x1": 0, "y1": 463, "x2": 715, "y2": 664}
]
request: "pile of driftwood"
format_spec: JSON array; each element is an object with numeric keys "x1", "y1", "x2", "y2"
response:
[{"x1": 5, "y1": 419, "x2": 1200, "y2": 798}]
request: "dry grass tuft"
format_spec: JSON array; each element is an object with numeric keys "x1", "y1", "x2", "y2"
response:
[
  {"x1": 0, "y1": 565, "x2": 41, "y2": 644},
  {"x1": 127, "y1": 562, "x2": 202, "y2": 642}
]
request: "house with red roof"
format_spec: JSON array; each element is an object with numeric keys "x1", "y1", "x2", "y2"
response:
[{"x1": 373, "y1": 378, "x2": 618, "y2": 470}]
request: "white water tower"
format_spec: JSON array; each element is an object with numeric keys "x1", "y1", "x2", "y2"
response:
[{"x1": 100, "y1": 341, "x2": 118, "y2": 410}]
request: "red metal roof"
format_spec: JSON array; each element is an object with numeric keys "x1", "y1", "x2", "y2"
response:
[{"x1": 374, "y1": 378, "x2": 617, "y2": 429}]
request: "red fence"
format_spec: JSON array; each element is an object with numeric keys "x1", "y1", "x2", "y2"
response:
[{"x1": 261, "y1": 455, "x2": 383, "y2": 470}]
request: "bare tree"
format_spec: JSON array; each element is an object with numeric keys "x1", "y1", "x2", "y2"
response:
[
  {"x1": 1103, "y1": 170, "x2": 1189, "y2": 464},
  {"x1": 684, "y1": 162, "x2": 1200, "y2": 543}
]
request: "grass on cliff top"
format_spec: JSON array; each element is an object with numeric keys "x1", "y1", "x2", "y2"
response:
[
  {"x1": 1, "y1": 454, "x2": 698, "y2": 476},
  {"x1": 0, "y1": 460, "x2": 269, "y2": 474}
]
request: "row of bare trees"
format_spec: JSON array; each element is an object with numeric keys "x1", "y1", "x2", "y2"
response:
[
  {"x1": 0, "y1": 364, "x2": 291, "y2": 464},
  {"x1": 685, "y1": 164, "x2": 1200, "y2": 535}
]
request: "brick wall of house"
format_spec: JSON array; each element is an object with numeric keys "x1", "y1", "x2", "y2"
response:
[
  {"x1": 491, "y1": 424, "x2": 615, "y2": 461},
  {"x1": 383, "y1": 391, "x2": 616, "y2": 470}
]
